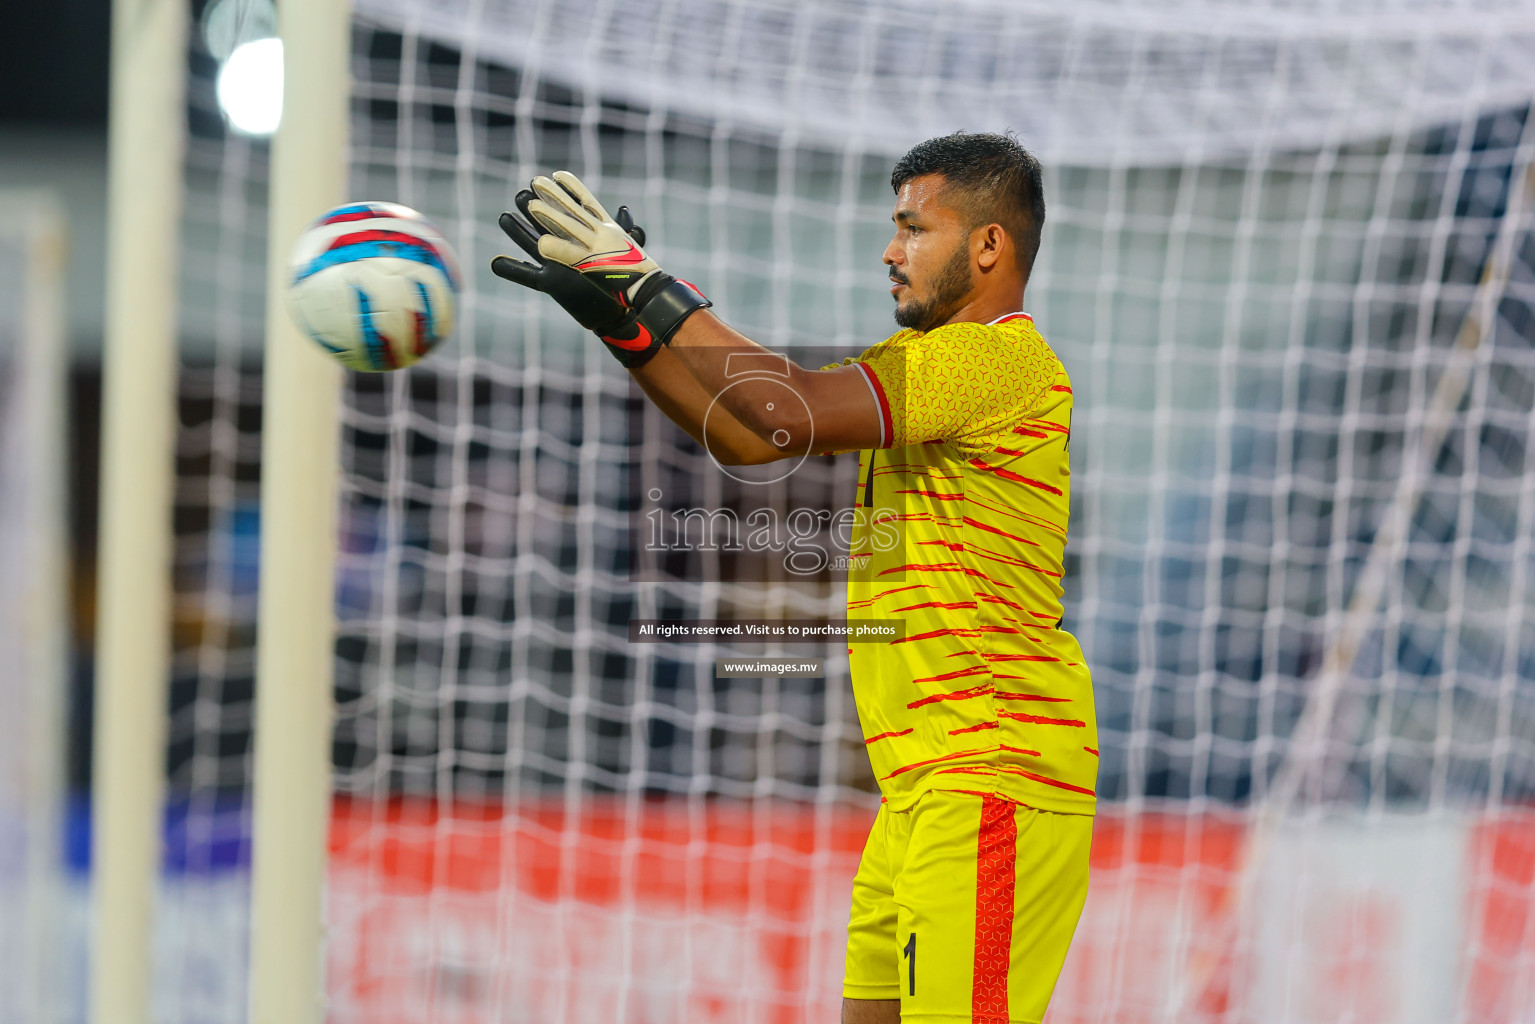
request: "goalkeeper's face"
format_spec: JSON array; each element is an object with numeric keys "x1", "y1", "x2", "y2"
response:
[{"x1": 885, "y1": 174, "x2": 976, "y2": 333}]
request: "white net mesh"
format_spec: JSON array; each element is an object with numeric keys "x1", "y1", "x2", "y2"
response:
[{"x1": 152, "y1": 2, "x2": 1535, "y2": 1021}]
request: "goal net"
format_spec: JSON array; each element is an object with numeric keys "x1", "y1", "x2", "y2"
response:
[{"x1": 149, "y1": 1, "x2": 1535, "y2": 1021}]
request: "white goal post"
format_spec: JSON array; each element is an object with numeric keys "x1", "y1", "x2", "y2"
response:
[
  {"x1": 0, "y1": 191, "x2": 69, "y2": 1024},
  {"x1": 247, "y1": 0, "x2": 349, "y2": 1021},
  {"x1": 93, "y1": 1, "x2": 188, "y2": 1022}
]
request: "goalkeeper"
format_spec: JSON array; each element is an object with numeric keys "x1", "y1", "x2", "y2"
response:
[{"x1": 493, "y1": 131, "x2": 1095, "y2": 1024}]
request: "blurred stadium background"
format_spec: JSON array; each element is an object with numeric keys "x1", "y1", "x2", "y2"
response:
[{"x1": 4, "y1": 0, "x2": 1535, "y2": 1021}]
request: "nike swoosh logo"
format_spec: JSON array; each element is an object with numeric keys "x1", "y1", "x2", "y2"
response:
[
  {"x1": 604, "y1": 321, "x2": 654, "y2": 351},
  {"x1": 577, "y1": 243, "x2": 648, "y2": 269}
]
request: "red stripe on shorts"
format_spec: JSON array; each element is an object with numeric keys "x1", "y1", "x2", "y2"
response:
[{"x1": 972, "y1": 794, "x2": 1017, "y2": 1023}]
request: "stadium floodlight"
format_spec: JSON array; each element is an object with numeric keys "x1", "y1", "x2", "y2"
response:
[
  {"x1": 201, "y1": 0, "x2": 276, "y2": 60},
  {"x1": 215, "y1": 37, "x2": 282, "y2": 136}
]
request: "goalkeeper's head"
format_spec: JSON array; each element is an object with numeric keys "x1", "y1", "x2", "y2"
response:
[{"x1": 885, "y1": 131, "x2": 1045, "y2": 332}]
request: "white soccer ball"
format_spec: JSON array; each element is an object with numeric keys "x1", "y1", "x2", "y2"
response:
[{"x1": 286, "y1": 201, "x2": 461, "y2": 372}]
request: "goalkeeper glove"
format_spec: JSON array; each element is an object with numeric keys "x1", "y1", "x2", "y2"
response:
[
  {"x1": 492, "y1": 192, "x2": 664, "y2": 367},
  {"x1": 522, "y1": 171, "x2": 711, "y2": 366}
]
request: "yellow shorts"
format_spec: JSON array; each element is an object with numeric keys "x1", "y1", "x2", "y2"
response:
[{"x1": 843, "y1": 790, "x2": 1091, "y2": 1024}]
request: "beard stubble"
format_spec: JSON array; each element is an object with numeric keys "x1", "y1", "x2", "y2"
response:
[{"x1": 893, "y1": 241, "x2": 973, "y2": 332}]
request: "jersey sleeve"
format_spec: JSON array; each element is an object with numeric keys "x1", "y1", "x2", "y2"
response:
[
  {"x1": 818, "y1": 355, "x2": 860, "y2": 372},
  {"x1": 815, "y1": 354, "x2": 885, "y2": 453},
  {"x1": 858, "y1": 322, "x2": 1056, "y2": 449}
]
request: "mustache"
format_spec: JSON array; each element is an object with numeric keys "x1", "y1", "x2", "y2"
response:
[{"x1": 888, "y1": 269, "x2": 909, "y2": 285}]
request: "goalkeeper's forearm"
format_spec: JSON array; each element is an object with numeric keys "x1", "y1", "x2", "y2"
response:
[
  {"x1": 666, "y1": 310, "x2": 821, "y2": 446},
  {"x1": 629, "y1": 345, "x2": 786, "y2": 465}
]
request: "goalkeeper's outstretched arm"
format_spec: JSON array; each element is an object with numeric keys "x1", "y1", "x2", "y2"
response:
[
  {"x1": 490, "y1": 170, "x2": 884, "y2": 462},
  {"x1": 658, "y1": 311, "x2": 884, "y2": 463},
  {"x1": 626, "y1": 344, "x2": 789, "y2": 465}
]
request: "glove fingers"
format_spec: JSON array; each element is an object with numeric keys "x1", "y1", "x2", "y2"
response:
[
  {"x1": 514, "y1": 188, "x2": 541, "y2": 227},
  {"x1": 552, "y1": 170, "x2": 613, "y2": 223},
  {"x1": 526, "y1": 198, "x2": 594, "y2": 247},
  {"x1": 536, "y1": 232, "x2": 592, "y2": 268},
  {"x1": 490, "y1": 254, "x2": 543, "y2": 287},
  {"x1": 531, "y1": 175, "x2": 598, "y2": 230},
  {"x1": 497, "y1": 211, "x2": 543, "y2": 260},
  {"x1": 615, "y1": 205, "x2": 646, "y2": 247}
]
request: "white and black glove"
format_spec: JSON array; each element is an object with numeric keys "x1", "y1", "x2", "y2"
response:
[{"x1": 515, "y1": 171, "x2": 710, "y2": 368}]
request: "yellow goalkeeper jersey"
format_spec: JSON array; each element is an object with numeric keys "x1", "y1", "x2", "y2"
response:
[{"x1": 826, "y1": 313, "x2": 1098, "y2": 815}]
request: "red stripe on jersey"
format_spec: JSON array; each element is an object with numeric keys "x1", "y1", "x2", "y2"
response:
[
  {"x1": 879, "y1": 561, "x2": 959, "y2": 574},
  {"x1": 878, "y1": 462, "x2": 958, "y2": 476},
  {"x1": 999, "y1": 710, "x2": 1087, "y2": 728},
  {"x1": 1050, "y1": 385, "x2": 1073, "y2": 393},
  {"x1": 994, "y1": 765, "x2": 1096, "y2": 796},
  {"x1": 895, "y1": 625, "x2": 1021, "y2": 645},
  {"x1": 911, "y1": 665, "x2": 992, "y2": 684},
  {"x1": 1010, "y1": 427, "x2": 1050, "y2": 439},
  {"x1": 907, "y1": 684, "x2": 994, "y2": 710},
  {"x1": 879, "y1": 565, "x2": 1019, "y2": 590},
  {"x1": 994, "y1": 447, "x2": 1030, "y2": 456},
  {"x1": 847, "y1": 583, "x2": 932, "y2": 609},
  {"x1": 972, "y1": 795, "x2": 1017, "y2": 1022},
  {"x1": 977, "y1": 595, "x2": 1027, "y2": 612},
  {"x1": 882, "y1": 747, "x2": 997, "y2": 780},
  {"x1": 877, "y1": 583, "x2": 931, "y2": 599},
  {"x1": 966, "y1": 492, "x2": 1066, "y2": 534},
  {"x1": 892, "y1": 600, "x2": 978, "y2": 613},
  {"x1": 863, "y1": 728, "x2": 914, "y2": 746},
  {"x1": 981, "y1": 653, "x2": 1060, "y2": 663},
  {"x1": 994, "y1": 692, "x2": 1073, "y2": 703},
  {"x1": 855, "y1": 361, "x2": 894, "y2": 448},
  {"x1": 950, "y1": 721, "x2": 1000, "y2": 736},
  {"x1": 967, "y1": 545, "x2": 1064, "y2": 579},
  {"x1": 964, "y1": 519, "x2": 1039, "y2": 546},
  {"x1": 892, "y1": 511, "x2": 965, "y2": 528},
  {"x1": 967, "y1": 459, "x2": 1064, "y2": 496},
  {"x1": 1084, "y1": 747, "x2": 1099, "y2": 756},
  {"x1": 895, "y1": 489, "x2": 966, "y2": 501}
]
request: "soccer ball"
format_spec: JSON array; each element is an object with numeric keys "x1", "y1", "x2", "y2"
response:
[{"x1": 286, "y1": 201, "x2": 461, "y2": 372}]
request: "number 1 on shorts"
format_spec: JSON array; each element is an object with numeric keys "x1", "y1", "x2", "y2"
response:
[{"x1": 902, "y1": 932, "x2": 916, "y2": 996}]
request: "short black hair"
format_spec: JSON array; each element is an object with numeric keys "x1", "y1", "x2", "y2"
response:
[{"x1": 891, "y1": 131, "x2": 1045, "y2": 278}]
